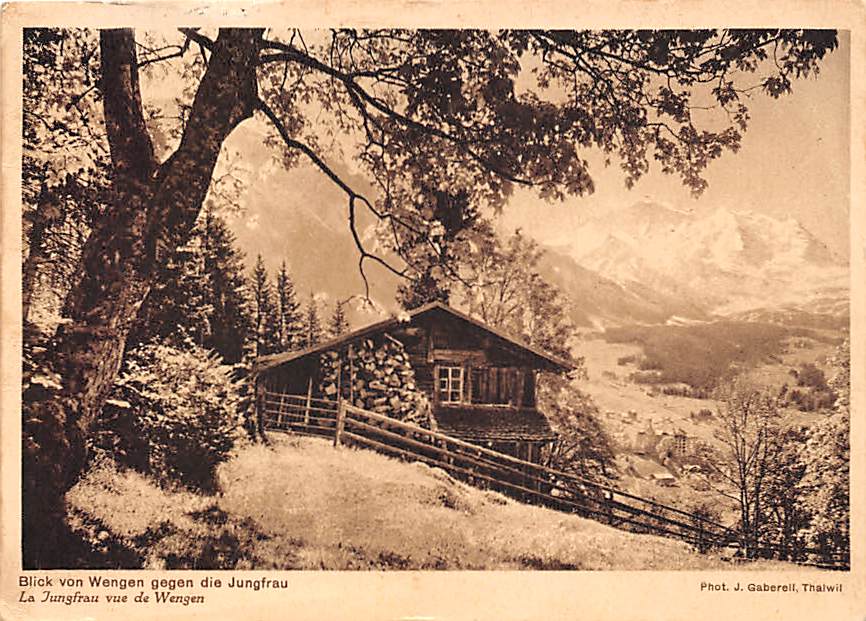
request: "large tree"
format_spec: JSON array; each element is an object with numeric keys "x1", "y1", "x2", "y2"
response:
[
  {"x1": 200, "y1": 210, "x2": 254, "y2": 363},
  {"x1": 301, "y1": 293, "x2": 325, "y2": 348},
  {"x1": 709, "y1": 382, "x2": 782, "y2": 558},
  {"x1": 22, "y1": 27, "x2": 837, "y2": 567},
  {"x1": 328, "y1": 300, "x2": 351, "y2": 338},
  {"x1": 454, "y1": 228, "x2": 576, "y2": 361}
]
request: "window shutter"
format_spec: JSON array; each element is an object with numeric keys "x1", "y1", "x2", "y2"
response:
[{"x1": 514, "y1": 369, "x2": 525, "y2": 407}]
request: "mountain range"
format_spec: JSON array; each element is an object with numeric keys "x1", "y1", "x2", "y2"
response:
[
  {"x1": 537, "y1": 202, "x2": 849, "y2": 329},
  {"x1": 228, "y1": 185, "x2": 849, "y2": 330}
]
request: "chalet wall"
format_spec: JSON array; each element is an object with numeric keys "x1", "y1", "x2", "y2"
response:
[{"x1": 403, "y1": 313, "x2": 542, "y2": 410}]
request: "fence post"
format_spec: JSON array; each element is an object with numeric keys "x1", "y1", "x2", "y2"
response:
[
  {"x1": 697, "y1": 517, "x2": 705, "y2": 553},
  {"x1": 304, "y1": 377, "x2": 312, "y2": 428},
  {"x1": 334, "y1": 400, "x2": 347, "y2": 448},
  {"x1": 605, "y1": 490, "x2": 614, "y2": 525},
  {"x1": 255, "y1": 382, "x2": 267, "y2": 440},
  {"x1": 348, "y1": 344, "x2": 355, "y2": 405}
]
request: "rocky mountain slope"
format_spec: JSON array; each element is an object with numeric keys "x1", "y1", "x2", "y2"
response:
[{"x1": 540, "y1": 201, "x2": 848, "y2": 327}]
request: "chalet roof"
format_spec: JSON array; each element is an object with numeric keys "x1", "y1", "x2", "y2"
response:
[
  {"x1": 255, "y1": 301, "x2": 575, "y2": 374},
  {"x1": 432, "y1": 406, "x2": 558, "y2": 442}
]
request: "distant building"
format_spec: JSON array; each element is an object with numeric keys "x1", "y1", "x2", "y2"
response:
[
  {"x1": 651, "y1": 472, "x2": 677, "y2": 487},
  {"x1": 631, "y1": 418, "x2": 691, "y2": 459}
]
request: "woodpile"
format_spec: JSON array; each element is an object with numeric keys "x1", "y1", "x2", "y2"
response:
[{"x1": 318, "y1": 335, "x2": 431, "y2": 428}]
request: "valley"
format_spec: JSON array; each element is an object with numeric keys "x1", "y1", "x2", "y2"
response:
[{"x1": 571, "y1": 319, "x2": 845, "y2": 522}]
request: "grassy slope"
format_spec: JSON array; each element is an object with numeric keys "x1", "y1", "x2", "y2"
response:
[{"x1": 66, "y1": 435, "x2": 779, "y2": 570}]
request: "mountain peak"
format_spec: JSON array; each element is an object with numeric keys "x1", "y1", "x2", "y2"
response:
[{"x1": 556, "y1": 203, "x2": 848, "y2": 318}]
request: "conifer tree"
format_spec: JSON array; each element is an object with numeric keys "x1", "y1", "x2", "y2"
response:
[
  {"x1": 251, "y1": 255, "x2": 280, "y2": 356},
  {"x1": 275, "y1": 260, "x2": 303, "y2": 351},
  {"x1": 301, "y1": 292, "x2": 324, "y2": 349},
  {"x1": 201, "y1": 210, "x2": 253, "y2": 363},
  {"x1": 126, "y1": 230, "x2": 212, "y2": 350},
  {"x1": 126, "y1": 211, "x2": 253, "y2": 363},
  {"x1": 328, "y1": 300, "x2": 350, "y2": 338}
]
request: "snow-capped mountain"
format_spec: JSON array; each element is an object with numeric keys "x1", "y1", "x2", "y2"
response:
[{"x1": 548, "y1": 202, "x2": 848, "y2": 320}]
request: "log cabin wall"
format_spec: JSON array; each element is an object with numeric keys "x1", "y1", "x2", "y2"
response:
[
  {"x1": 260, "y1": 357, "x2": 319, "y2": 396},
  {"x1": 410, "y1": 311, "x2": 540, "y2": 410}
]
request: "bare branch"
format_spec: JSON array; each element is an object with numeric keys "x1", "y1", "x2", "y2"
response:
[{"x1": 256, "y1": 97, "x2": 410, "y2": 300}]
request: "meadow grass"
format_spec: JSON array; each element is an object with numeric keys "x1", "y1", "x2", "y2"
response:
[{"x1": 67, "y1": 434, "x2": 786, "y2": 570}]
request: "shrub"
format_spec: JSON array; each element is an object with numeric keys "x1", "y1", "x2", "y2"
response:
[
  {"x1": 637, "y1": 357, "x2": 663, "y2": 371},
  {"x1": 537, "y1": 374, "x2": 615, "y2": 482},
  {"x1": 101, "y1": 341, "x2": 242, "y2": 492},
  {"x1": 796, "y1": 363, "x2": 827, "y2": 390}
]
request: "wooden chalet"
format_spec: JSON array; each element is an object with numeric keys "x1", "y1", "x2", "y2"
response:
[{"x1": 254, "y1": 302, "x2": 575, "y2": 463}]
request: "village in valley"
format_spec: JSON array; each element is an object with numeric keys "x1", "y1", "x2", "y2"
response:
[{"x1": 18, "y1": 27, "x2": 851, "y2": 572}]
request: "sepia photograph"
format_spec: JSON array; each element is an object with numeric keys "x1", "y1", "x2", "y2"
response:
[{"x1": 2, "y1": 2, "x2": 864, "y2": 619}]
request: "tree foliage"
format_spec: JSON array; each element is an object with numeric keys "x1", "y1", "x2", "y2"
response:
[
  {"x1": 706, "y1": 340, "x2": 850, "y2": 564},
  {"x1": 21, "y1": 26, "x2": 838, "y2": 568},
  {"x1": 250, "y1": 255, "x2": 281, "y2": 356},
  {"x1": 328, "y1": 301, "x2": 351, "y2": 338},
  {"x1": 127, "y1": 227, "x2": 213, "y2": 349},
  {"x1": 275, "y1": 260, "x2": 303, "y2": 351},
  {"x1": 454, "y1": 229, "x2": 578, "y2": 363},
  {"x1": 200, "y1": 211, "x2": 254, "y2": 363},
  {"x1": 796, "y1": 338, "x2": 850, "y2": 563},
  {"x1": 537, "y1": 372, "x2": 614, "y2": 482},
  {"x1": 22, "y1": 29, "x2": 109, "y2": 327},
  {"x1": 127, "y1": 211, "x2": 253, "y2": 362},
  {"x1": 395, "y1": 188, "x2": 480, "y2": 309},
  {"x1": 301, "y1": 293, "x2": 325, "y2": 349}
]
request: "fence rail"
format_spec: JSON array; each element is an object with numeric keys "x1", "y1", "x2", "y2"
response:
[{"x1": 260, "y1": 391, "x2": 849, "y2": 568}]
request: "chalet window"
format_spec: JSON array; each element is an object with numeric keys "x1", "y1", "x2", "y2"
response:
[{"x1": 438, "y1": 366, "x2": 464, "y2": 403}]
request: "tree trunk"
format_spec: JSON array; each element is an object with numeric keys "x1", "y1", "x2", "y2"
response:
[{"x1": 22, "y1": 27, "x2": 263, "y2": 568}]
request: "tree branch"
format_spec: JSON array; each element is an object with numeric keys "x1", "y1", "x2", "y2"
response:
[
  {"x1": 259, "y1": 39, "x2": 536, "y2": 186},
  {"x1": 99, "y1": 29, "x2": 158, "y2": 180},
  {"x1": 256, "y1": 97, "x2": 410, "y2": 299}
]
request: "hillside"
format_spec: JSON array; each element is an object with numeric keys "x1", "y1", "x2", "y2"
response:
[
  {"x1": 600, "y1": 320, "x2": 839, "y2": 391},
  {"x1": 65, "y1": 435, "x2": 777, "y2": 570},
  {"x1": 538, "y1": 248, "x2": 708, "y2": 329}
]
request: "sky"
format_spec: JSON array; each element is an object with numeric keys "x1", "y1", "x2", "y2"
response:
[
  {"x1": 497, "y1": 31, "x2": 851, "y2": 255},
  {"x1": 145, "y1": 30, "x2": 851, "y2": 319}
]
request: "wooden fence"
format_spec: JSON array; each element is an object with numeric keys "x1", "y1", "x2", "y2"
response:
[{"x1": 260, "y1": 391, "x2": 849, "y2": 568}]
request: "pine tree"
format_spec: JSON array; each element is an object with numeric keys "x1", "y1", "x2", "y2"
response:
[
  {"x1": 201, "y1": 210, "x2": 254, "y2": 363},
  {"x1": 275, "y1": 260, "x2": 303, "y2": 351},
  {"x1": 251, "y1": 255, "x2": 280, "y2": 356},
  {"x1": 301, "y1": 292, "x2": 324, "y2": 349},
  {"x1": 328, "y1": 300, "x2": 350, "y2": 338},
  {"x1": 126, "y1": 229, "x2": 212, "y2": 350},
  {"x1": 126, "y1": 211, "x2": 254, "y2": 364}
]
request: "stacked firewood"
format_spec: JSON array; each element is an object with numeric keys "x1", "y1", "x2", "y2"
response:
[{"x1": 318, "y1": 336, "x2": 431, "y2": 428}]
